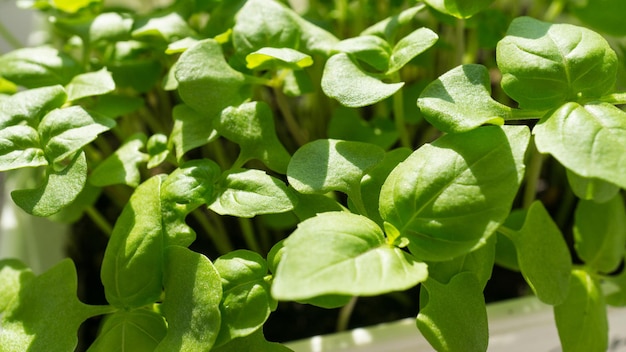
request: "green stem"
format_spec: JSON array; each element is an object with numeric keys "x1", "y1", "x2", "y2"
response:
[
  {"x1": 506, "y1": 108, "x2": 548, "y2": 120},
  {"x1": 391, "y1": 73, "x2": 411, "y2": 148},
  {"x1": 455, "y1": 18, "x2": 466, "y2": 66},
  {"x1": 336, "y1": 296, "x2": 358, "y2": 332},
  {"x1": 496, "y1": 225, "x2": 517, "y2": 240},
  {"x1": 349, "y1": 186, "x2": 369, "y2": 218},
  {"x1": 273, "y1": 87, "x2": 308, "y2": 146},
  {"x1": 85, "y1": 206, "x2": 113, "y2": 237},
  {"x1": 523, "y1": 137, "x2": 544, "y2": 209},
  {"x1": 193, "y1": 209, "x2": 234, "y2": 254},
  {"x1": 238, "y1": 217, "x2": 262, "y2": 253},
  {"x1": 0, "y1": 21, "x2": 23, "y2": 50},
  {"x1": 544, "y1": 0, "x2": 566, "y2": 22}
]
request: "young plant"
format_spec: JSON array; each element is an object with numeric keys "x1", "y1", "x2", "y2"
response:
[{"x1": 0, "y1": 1, "x2": 625, "y2": 351}]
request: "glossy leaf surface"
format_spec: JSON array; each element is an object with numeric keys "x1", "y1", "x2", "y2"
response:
[
  {"x1": 534, "y1": 102, "x2": 626, "y2": 189},
  {"x1": 497, "y1": 17, "x2": 617, "y2": 109},
  {"x1": 272, "y1": 212, "x2": 428, "y2": 300},
  {"x1": 380, "y1": 126, "x2": 528, "y2": 261},
  {"x1": 417, "y1": 64, "x2": 510, "y2": 133}
]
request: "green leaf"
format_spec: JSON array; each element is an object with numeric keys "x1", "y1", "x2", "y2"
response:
[
  {"x1": 387, "y1": 27, "x2": 438, "y2": 74},
  {"x1": 0, "y1": 259, "x2": 35, "y2": 314},
  {"x1": 146, "y1": 133, "x2": 170, "y2": 169},
  {"x1": 424, "y1": 0, "x2": 495, "y2": 18},
  {"x1": 292, "y1": 193, "x2": 346, "y2": 221},
  {"x1": 155, "y1": 246, "x2": 222, "y2": 352},
  {"x1": 90, "y1": 94, "x2": 143, "y2": 120},
  {"x1": 0, "y1": 259, "x2": 112, "y2": 352},
  {"x1": 328, "y1": 107, "x2": 399, "y2": 149},
  {"x1": 494, "y1": 209, "x2": 525, "y2": 271},
  {"x1": 496, "y1": 17, "x2": 618, "y2": 110},
  {"x1": 0, "y1": 85, "x2": 67, "y2": 128},
  {"x1": 566, "y1": 169, "x2": 620, "y2": 203},
  {"x1": 0, "y1": 47, "x2": 82, "y2": 88},
  {"x1": 504, "y1": 201, "x2": 572, "y2": 305},
  {"x1": 359, "y1": 148, "x2": 411, "y2": 225},
  {"x1": 321, "y1": 53, "x2": 404, "y2": 107},
  {"x1": 100, "y1": 176, "x2": 166, "y2": 309},
  {"x1": 89, "y1": 12, "x2": 133, "y2": 43},
  {"x1": 416, "y1": 273, "x2": 488, "y2": 352},
  {"x1": 217, "y1": 102, "x2": 291, "y2": 173},
  {"x1": 606, "y1": 262, "x2": 626, "y2": 306},
  {"x1": 87, "y1": 309, "x2": 167, "y2": 352},
  {"x1": 0, "y1": 125, "x2": 47, "y2": 171},
  {"x1": 38, "y1": 106, "x2": 115, "y2": 167},
  {"x1": 272, "y1": 212, "x2": 428, "y2": 300},
  {"x1": 361, "y1": 5, "x2": 427, "y2": 40},
  {"x1": 380, "y1": 126, "x2": 529, "y2": 261},
  {"x1": 426, "y1": 235, "x2": 496, "y2": 290},
  {"x1": 554, "y1": 269, "x2": 608, "y2": 352},
  {"x1": 333, "y1": 35, "x2": 392, "y2": 72},
  {"x1": 534, "y1": 102, "x2": 626, "y2": 189},
  {"x1": 11, "y1": 151, "x2": 87, "y2": 217},
  {"x1": 209, "y1": 169, "x2": 297, "y2": 218},
  {"x1": 417, "y1": 64, "x2": 511, "y2": 133},
  {"x1": 573, "y1": 196, "x2": 626, "y2": 274},
  {"x1": 161, "y1": 159, "x2": 222, "y2": 247},
  {"x1": 232, "y1": 0, "x2": 301, "y2": 56},
  {"x1": 175, "y1": 39, "x2": 248, "y2": 118},
  {"x1": 90, "y1": 133, "x2": 148, "y2": 188},
  {"x1": 287, "y1": 139, "x2": 385, "y2": 202},
  {"x1": 246, "y1": 47, "x2": 313, "y2": 71},
  {"x1": 52, "y1": 0, "x2": 98, "y2": 13},
  {"x1": 213, "y1": 329, "x2": 292, "y2": 352},
  {"x1": 132, "y1": 12, "x2": 197, "y2": 43},
  {"x1": 170, "y1": 103, "x2": 219, "y2": 162},
  {"x1": 214, "y1": 250, "x2": 274, "y2": 346},
  {"x1": 65, "y1": 68, "x2": 116, "y2": 102},
  {"x1": 570, "y1": 0, "x2": 626, "y2": 36}
]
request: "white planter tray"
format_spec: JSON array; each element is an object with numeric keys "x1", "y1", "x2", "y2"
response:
[{"x1": 285, "y1": 296, "x2": 626, "y2": 352}]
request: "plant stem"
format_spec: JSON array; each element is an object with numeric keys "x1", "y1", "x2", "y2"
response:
[
  {"x1": 193, "y1": 209, "x2": 234, "y2": 254},
  {"x1": 599, "y1": 92, "x2": 626, "y2": 105},
  {"x1": 506, "y1": 108, "x2": 547, "y2": 120},
  {"x1": 455, "y1": 18, "x2": 466, "y2": 66},
  {"x1": 392, "y1": 73, "x2": 411, "y2": 148},
  {"x1": 238, "y1": 217, "x2": 262, "y2": 253},
  {"x1": 0, "y1": 21, "x2": 23, "y2": 50},
  {"x1": 544, "y1": 0, "x2": 565, "y2": 22},
  {"x1": 85, "y1": 205, "x2": 113, "y2": 237},
  {"x1": 523, "y1": 137, "x2": 544, "y2": 209},
  {"x1": 336, "y1": 296, "x2": 358, "y2": 332},
  {"x1": 496, "y1": 225, "x2": 517, "y2": 239},
  {"x1": 273, "y1": 87, "x2": 308, "y2": 146}
]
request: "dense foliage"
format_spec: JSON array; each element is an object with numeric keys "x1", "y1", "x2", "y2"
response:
[{"x1": 1, "y1": 0, "x2": 626, "y2": 351}]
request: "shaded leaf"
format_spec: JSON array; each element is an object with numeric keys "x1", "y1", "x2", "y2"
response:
[
  {"x1": 155, "y1": 246, "x2": 222, "y2": 352},
  {"x1": 554, "y1": 269, "x2": 608, "y2": 352},
  {"x1": 11, "y1": 151, "x2": 87, "y2": 217},
  {"x1": 417, "y1": 273, "x2": 488, "y2": 352},
  {"x1": 87, "y1": 309, "x2": 167, "y2": 352},
  {"x1": 170, "y1": 103, "x2": 218, "y2": 162},
  {"x1": 387, "y1": 27, "x2": 438, "y2": 74},
  {"x1": 574, "y1": 196, "x2": 626, "y2": 274},
  {"x1": 213, "y1": 329, "x2": 292, "y2": 352},
  {"x1": 90, "y1": 133, "x2": 148, "y2": 188},
  {"x1": 566, "y1": 169, "x2": 620, "y2": 203}
]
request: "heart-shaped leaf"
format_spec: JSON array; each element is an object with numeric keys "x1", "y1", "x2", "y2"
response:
[
  {"x1": 387, "y1": 27, "x2": 438, "y2": 74},
  {"x1": 87, "y1": 309, "x2": 167, "y2": 352}
]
